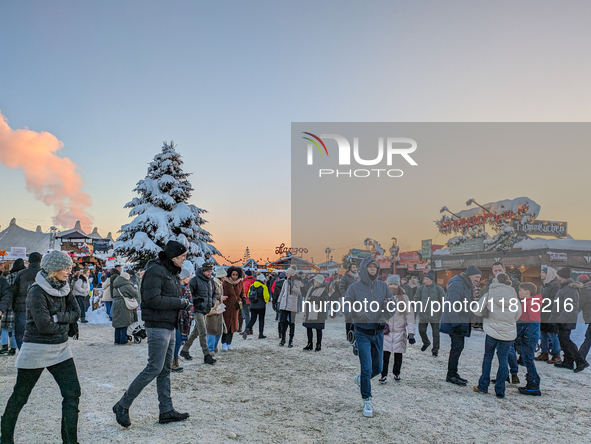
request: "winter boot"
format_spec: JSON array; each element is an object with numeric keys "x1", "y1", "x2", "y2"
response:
[
  {"x1": 511, "y1": 374, "x2": 520, "y2": 384},
  {"x1": 303, "y1": 343, "x2": 313, "y2": 351},
  {"x1": 554, "y1": 361, "x2": 574, "y2": 370},
  {"x1": 158, "y1": 409, "x2": 190, "y2": 424},
  {"x1": 112, "y1": 402, "x2": 131, "y2": 428},
  {"x1": 548, "y1": 354, "x2": 562, "y2": 364},
  {"x1": 258, "y1": 334, "x2": 267, "y2": 339},
  {"x1": 204, "y1": 354, "x2": 216, "y2": 365},
  {"x1": 6, "y1": 349, "x2": 16, "y2": 356},
  {"x1": 279, "y1": 333, "x2": 286, "y2": 346},
  {"x1": 0, "y1": 345, "x2": 8, "y2": 355},
  {"x1": 534, "y1": 352, "x2": 549, "y2": 362},
  {"x1": 518, "y1": 386, "x2": 541, "y2": 396},
  {"x1": 315, "y1": 343, "x2": 321, "y2": 352},
  {"x1": 420, "y1": 343, "x2": 430, "y2": 352},
  {"x1": 179, "y1": 350, "x2": 193, "y2": 361},
  {"x1": 171, "y1": 357, "x2": 183, "y2": 373},
  {"x1": 288, "y1": 337, "x2": 294, "y2": 348},
  {"x1": 574, "y1": 361, "x2": 590, "y2": 373}
]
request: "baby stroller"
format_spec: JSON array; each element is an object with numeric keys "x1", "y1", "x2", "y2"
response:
[{"x1": 127, "y1": 324, "x2": 147, "y2": 344}]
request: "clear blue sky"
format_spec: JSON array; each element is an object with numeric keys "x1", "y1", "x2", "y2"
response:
[{"x1": 1, "y1": 1, "x2": 591, "y2": 261}]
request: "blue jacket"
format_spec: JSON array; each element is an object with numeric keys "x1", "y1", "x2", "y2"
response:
[
  {"x1": 440, "y1": 273, "x2": 474, "y2": 337},
  {"x1": 344, "y1": 257, "x2": 395, "y2": 330}
]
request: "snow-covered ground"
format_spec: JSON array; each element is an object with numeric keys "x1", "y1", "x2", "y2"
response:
[{"x1": 0, "y1": 313, "x2": 590, "y2": 444}]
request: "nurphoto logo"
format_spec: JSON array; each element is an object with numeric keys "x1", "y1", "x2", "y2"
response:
[{"x1": 303, "y1": 132, "x2": 418, "y2": 178}]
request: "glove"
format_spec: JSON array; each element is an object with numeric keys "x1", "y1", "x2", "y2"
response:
[
  {"x1": 181, "y1": 298, "x2": 191, "y2": 311},
  {"x1": 408, "y1": 333, "x2": 416, "y2": 345}
]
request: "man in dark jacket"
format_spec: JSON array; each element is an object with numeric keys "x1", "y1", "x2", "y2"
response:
[
  {"x1": 440, "y1": 265, "x2": 482, "y2": 386},
  {"x1": 577, "y1": 274, "x2": 591, "y2": 362},
  {"x1": 550, "y1": 267, "x2": 588, "y2": 372},
  {"x1": 0, "y1": 275, "x2": 12, "y2": 321},
  {"x1": 340, "y1": 263, "x2": 359, "y2": 342},
  {"x1": 10, "y1": 252, "x2": 42, "y2": 349},
  {"x1": 180, "y1": 263, "x2": 216, "y2": 365},
  {"x1": 414, "y1": 270, "x2": 444, "y2": 357},
  {"x1": 113, "y1": 241, "x2": 191, "y2": 428},
  {"x1": 344, "y1": 257, "x2": 395, "y2": 418}
]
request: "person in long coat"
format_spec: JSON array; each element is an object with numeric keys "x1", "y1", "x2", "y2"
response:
[
  {"x1": 207, "y1": 268, "x2": 228, "y2": 353},
  {"x1": 111, "y1": 272, "x2": 139, "y2": 345},
  {"x1": 277, "y1": 268, "x2": 302, "y2": 348},
  {"x1": 221, "y1": 266, "x2": 244, "y2": 350},
  {"x1": 302, "y1": 274, "x2": 329, "y2": 352},
  {"x1": 380, "y1": 275, "x2": 416, "y2": 383}
]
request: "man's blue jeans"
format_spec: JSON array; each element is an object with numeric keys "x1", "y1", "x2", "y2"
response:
[
  {"x1": 517, "y1": 323, "x2": 540, "y2": 389},
  {"x1": 541, "y1": 330, "x2": 561, "y2": 355},
  {"x1": 478, "y1": 335, "x2": 511, "y2": 396},
  {"x1": 354, "y1": 326, "x2": 383, "y2": 400},
  {"x1": 508, "y1": 342, "x2": 519, "y2": 375},
  {"x1": 578, "y1": 324, "x2": 591, "y2": 362}
]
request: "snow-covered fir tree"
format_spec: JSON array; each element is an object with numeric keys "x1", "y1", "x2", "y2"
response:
[
  {"x1": 243, "y1": 246, "x2": 251, "y2": 265},
  {"x1": 114, "y1": 141, "x2": 220, "y2": 268}
]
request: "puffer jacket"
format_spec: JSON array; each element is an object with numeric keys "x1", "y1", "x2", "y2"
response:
[
  {"x1": 140, "y1": 257, "x2": 186, "y2": 330},
  {"x1": 190, "y1": 270, "x2": 216, "y2": 315},
  {"x1": 383, "y1": 293, "x2": 416, "y2": 354},
  {"x1": 277, "y1": 276, "x2": 302, "y2": 313},
  {"x1": 440, "y1": 273, "x2": 475, "y2": 337},
  {"x1": 23, "y1": 273, "x2": 81, "y2": 345},
  {"x1": 0, "y1": 276, "x2": 12, "y2": 314},
  {"x1": 74, "y1": 276, "x2": 90, "y2": 296},
  {"x1": 540, "y1": 276, "x2": 560, "y2": 332},
  {"x1": 548, "y1": 279, "x2": 581, "y2": 330},
  {"x1": 112, "y1": 275, "x2": 139, "y2": 329},
  {"x1": 339, "y1": 270, "x2": 359, "y2": 297},
  {"x1": 343, "y1": 257, "x2": 395, "y2": 330},
  {"x1": 579, "y1": 281, "x2": 591, "y2": 324},
  {"x1": 302, "y1": 283, "x2": 329, "y2": 329},
  {"x1": 414, "y1": 283, "x2": 445, "y2": 322},
  {"x1": 248, "y1": 281, "x2": 270, "y2": 310},
  {"x1": 473, "y1": 282, "x2": 522, "y2": 341},
  {"x1": 10, "y1": 262, "x2": 41, "y2": 313},
  {"x1": 243, "y1": 275, "x2": 256, "y2": 305}
]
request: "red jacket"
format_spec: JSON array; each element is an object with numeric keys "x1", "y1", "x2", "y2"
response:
[
  {"x1": 519, "y1": 294, "x2": 542, "y2": 323},
  {"x1": 243, "y1": 276, "x2": 256, "y2": 305}
]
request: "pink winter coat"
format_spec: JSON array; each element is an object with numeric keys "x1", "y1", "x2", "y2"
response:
[{"x1": 383, "y1": 293, "x2": 416, "y2": 354}]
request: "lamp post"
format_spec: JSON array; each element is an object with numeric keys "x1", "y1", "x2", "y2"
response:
[{"x1": 325, "y1": 247, "x2": 332, "y2": 271}]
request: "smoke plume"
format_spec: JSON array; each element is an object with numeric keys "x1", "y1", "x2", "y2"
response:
[{"x1": 0, "y1": 109, "x2": 93, "y2": 230}]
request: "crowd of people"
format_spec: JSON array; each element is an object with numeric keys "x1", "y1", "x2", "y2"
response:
[{"x1": 1, "y1": 242, "x2": 590, "y2": 442}]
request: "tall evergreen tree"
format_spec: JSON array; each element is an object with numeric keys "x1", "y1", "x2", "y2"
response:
[{"x1": 114, "y1": 141, "x2": 220, "y2": 268}]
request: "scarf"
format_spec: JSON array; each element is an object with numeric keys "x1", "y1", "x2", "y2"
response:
[
  {"x1": 349, "y1": 271, "x2": 359, "y2": 279},
  {"x1": 225, "y1": 277, "x2": 242, "y2": 286},
  {"x1": 36, "y1": 270, "x2": 71, "y2": 297}
]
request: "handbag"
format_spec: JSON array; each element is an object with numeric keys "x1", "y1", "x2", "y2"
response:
[{"x1": 124, "y1": 297, "x2": 139, "y2": 310}]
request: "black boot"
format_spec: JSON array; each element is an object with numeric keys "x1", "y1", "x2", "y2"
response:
[
  {"x1": 179, "y1": 350, "x2": 193, "y2": 361},
  {"x1": 315, "y1": 343, "x2": 321, "y2": 352},
  {"x1": 288, "y1": 337, "x2": 294, "y2": 348},
  {"x1": 204, "y1": 354, "x2": 216, "y2": 365},
  {"x1": 303, "y1": 343, "x2": 313, "y2": 351},
  {"x1": 279, "y1": 332, "x2": 286, "y2": 346},
  {"x1": 159, "y1": 409, "x2": 190, "y2": 424},
  {"x1": 0, "y1": 345, "x2": 8, "y2": 355},
  {"x1": 112, "y1": 402, "x2": 131, "y2": 427}
]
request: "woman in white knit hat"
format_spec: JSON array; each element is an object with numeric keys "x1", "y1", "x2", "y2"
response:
[{"x1": 1, "y1": 250, "x2": 81, "y2": 444}]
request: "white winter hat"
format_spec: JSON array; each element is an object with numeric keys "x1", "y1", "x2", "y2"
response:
[
  {"x1": 121, "y1": 272, "x2": 131, "y2": 280},
  {"x1": 179, "y1": 269, "x2": 191, "y2": 280},
  {"x1": 257, "y1": 274, "x2": 265, "y2": 282},
  {"x1": 41, "y1": 250, "x2": 73, "y2": 274}
]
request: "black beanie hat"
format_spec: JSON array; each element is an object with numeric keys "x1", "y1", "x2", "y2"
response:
[
  {"x1": 245, "y1": 270, "x2": 253, "y2": 277},
  {"x1": 164, "y1": 241, "x2": 187, "y2": 259},
  {"x1": 29, "y1": 252, "x2": 43, "y2": 264},
  {"x1": 557, "y1": 267, "x2": 571, "y2": 279},
  {"x1": 425, "y1": 270, "x2": 435, "y2": 281},
  {"x1": 465, "y1": 265, "x2": 482, "y2": 276}
]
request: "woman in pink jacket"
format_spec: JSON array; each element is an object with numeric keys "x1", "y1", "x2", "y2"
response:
[{"x1": 380, "y1": 274, "x2": 416, "y2": 383}]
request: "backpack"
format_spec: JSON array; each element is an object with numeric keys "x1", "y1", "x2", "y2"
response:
[{"x1": 249, "y1": 284, "x2": 262, "y2": 304}]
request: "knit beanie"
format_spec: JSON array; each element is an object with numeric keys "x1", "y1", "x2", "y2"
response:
[
  {"x1": 425, "y1": 270, "x2": 435, "y2": 281},
  {"x1": 285, "y1": 267, "x2": 296, "y2": 277},
  {"x1": 41, "y1": 250, "x2": 73, "y2": 274},
  {"x1": 201, "y1": 262, "x2": 214, "y2": 272},
  {"x1": 557, "y1": 267, "x2": 572, "y2": 279},
  {"x1": 577, "y1": 274, "x2": 590, "y2": 283},
  {"x1": 465, "y1": 265, "x2": 482, "y2": 276},
  {"x1": 179, "y1": 268, "x2": 191, "y2": 280},
  {"x1": 257, "y1": 274, "x2": 266, "y2": 283},
  {"x1": 245, "y1": 270, "x2": 253, "y2": 277},
  {"x1": 164, "y1": 240, "x2": 187, "y2": 259},
  {"x1": 386, "y1": 274, "x2": 401, "y2": 285}
]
